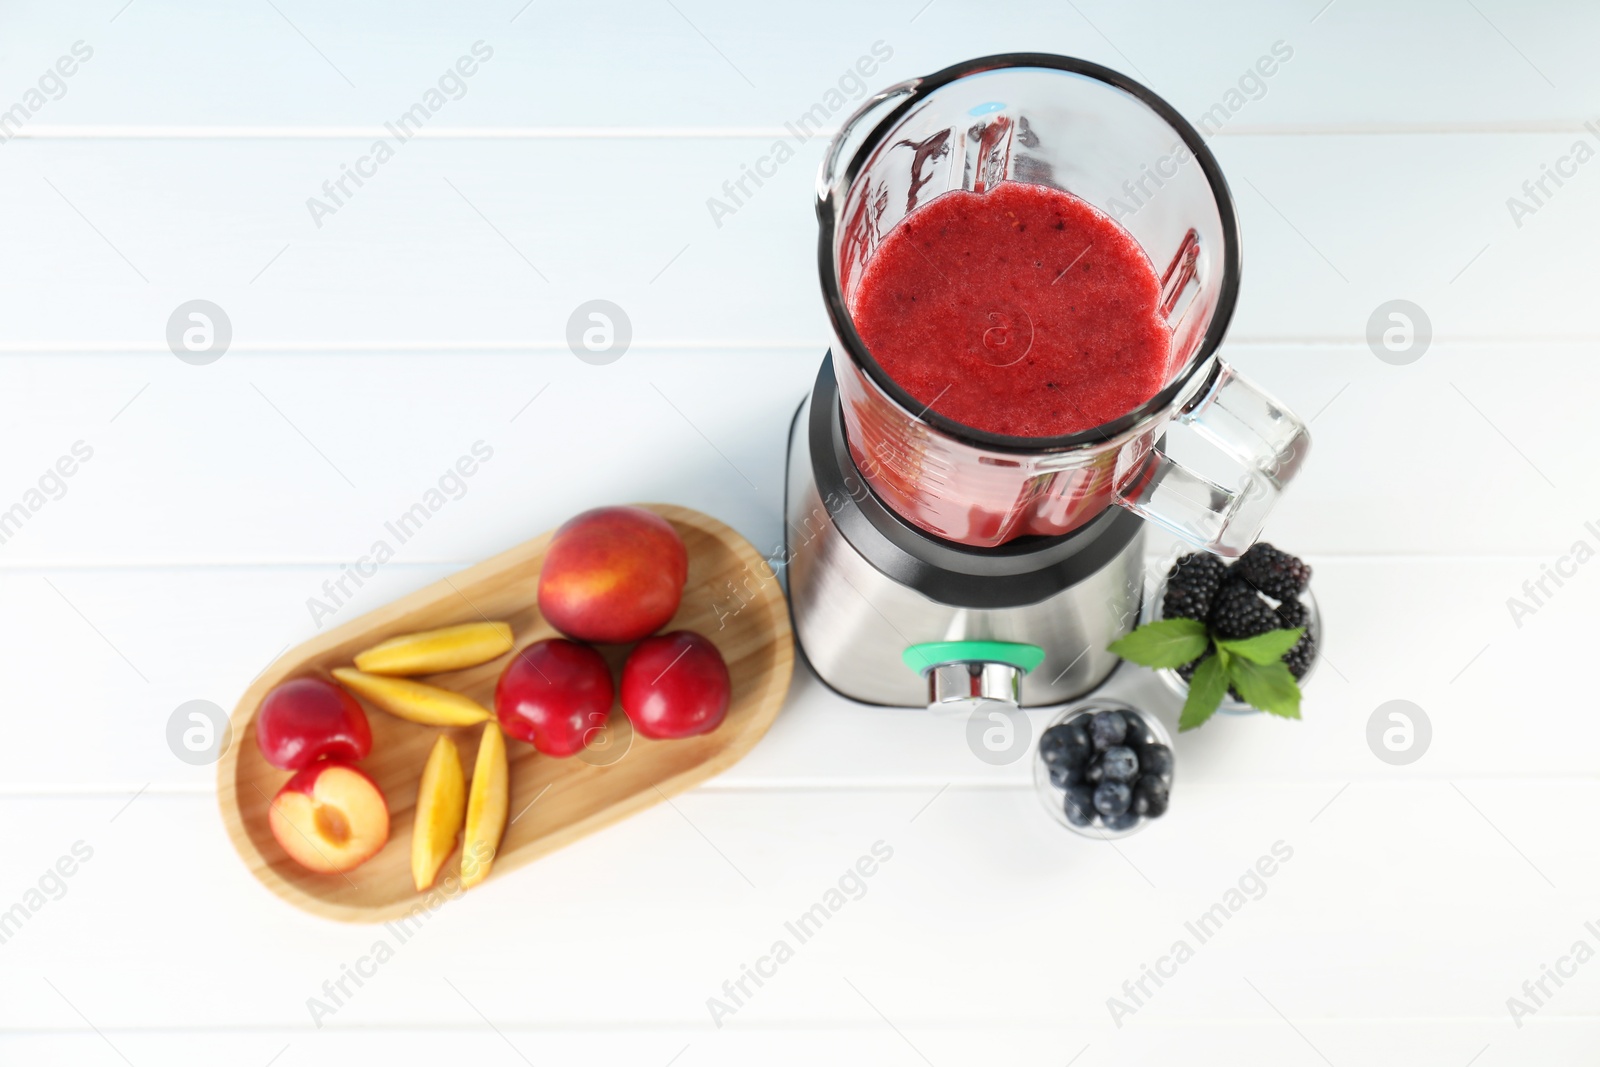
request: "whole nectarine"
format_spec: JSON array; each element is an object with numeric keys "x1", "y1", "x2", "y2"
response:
[
  {"x1": 537, "y1": 506, "x2": 688, "y2": 644},
  {"x1": 256, "y1": 677, "x2": 372, "y2": 771},
  {"x1": 495, "y1": 638, "x2": 614, "y2": 757},
  {"x1": 620, "y1": 631, "x2": 730, "y2": 740}
]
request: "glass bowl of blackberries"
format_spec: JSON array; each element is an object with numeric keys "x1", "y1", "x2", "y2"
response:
[
  {"x1": 1148, "y1": 542, "x2": 1319, "y2": 714},
  {"x1": 1035, "y1": 701, "x2": 1174, "y2": 838}
]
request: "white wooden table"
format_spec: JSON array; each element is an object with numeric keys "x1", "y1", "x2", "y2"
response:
[{"x1": 3, "y1": 1, "x2": 1597, "y2": 1063}]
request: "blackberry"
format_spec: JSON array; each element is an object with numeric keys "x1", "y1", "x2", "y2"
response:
[
  {"x1": 1161, "y1": 552, "x2": 1228, "y2": 621},
  {"x1": 1209, "y1": 580, "x2": 1279, "y2": 640},
  {"x1": 1285, "y1": 636, "x2": 1315, "y2": 679},
  {"x1": 1235, "y1": 542, "x2": 1311, "y2": 601},
  {"x1": 1272, "y1": 598, "x2": 1317, "y2": 679},
  {"x1": 1286, "y1": 624, "x2": 1317, "y2": 679},
  {"x1": 1274, "y1": 597, "x2": 1307, "y2": 631}
]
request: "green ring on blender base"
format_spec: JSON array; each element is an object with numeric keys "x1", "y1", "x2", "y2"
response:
[{"x1": 902, "y1": 641, "x2": 1046, "y2": 676}]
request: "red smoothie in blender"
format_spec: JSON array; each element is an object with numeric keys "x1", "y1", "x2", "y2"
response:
[{"x1": 850, "y1": 181, "x2": 1172, "y2": 438}]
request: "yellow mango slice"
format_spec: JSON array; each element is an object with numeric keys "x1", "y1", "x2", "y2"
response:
[
  {"x1": 460, "y1": 721, "x2": 509, "y2": 889},
  {"x1": 331, "y1": 668, "x2": 492, "y2": 727},
  {"x1": 354, "y1": 622, "x2": 514, "y2": 676},
  {"x1": 412, "y1": 734, "x2": 466, "y2": 891}
]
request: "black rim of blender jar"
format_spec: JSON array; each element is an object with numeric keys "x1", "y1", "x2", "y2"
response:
[{"x1": 816, "y1": 53, "x2": 1243, "y2": 454}]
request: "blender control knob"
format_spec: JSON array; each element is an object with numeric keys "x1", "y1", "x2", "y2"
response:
[
  {"x1": 903, "y1": 641, "x2": 1045, "y2": 713},
  {"x1": 926, "y1": 661, "x2": 1023, "y2": 709}
]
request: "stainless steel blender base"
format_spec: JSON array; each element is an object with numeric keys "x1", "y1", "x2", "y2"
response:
[{"x1": 783, "y1": 358, "x2": 1145, "y2": 708}]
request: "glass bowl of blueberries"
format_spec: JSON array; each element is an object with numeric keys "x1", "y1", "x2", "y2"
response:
[{"x1": 1034, "y1": 700, "x2": 1174, "y2": 838}]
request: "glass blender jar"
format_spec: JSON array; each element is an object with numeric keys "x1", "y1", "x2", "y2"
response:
[
  {"x1": 818, "y1": 54, "x2": 1309, "y2": 554},
  {"x1": 785, "y1": 54, "x2": 1311, "y2": 710}
]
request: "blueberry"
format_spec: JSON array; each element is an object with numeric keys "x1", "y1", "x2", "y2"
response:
[
  {"x1": 1102, "y1": 810, "x2": 1139, "y2": 831},
  {"x1": 1037, "y1": 725, "x2": 1070, "y2": 765},
  {"x1": 1085, "y1": 760, "x2": 1104, "y2": 784},
  {"x1": 1142, "y1": 744, "x2": 1174, "y2": 780},
  {"x1": 1093, "y1": 781, "x2": 1132, "y2": 817},
  {"x1": 1063, "y1": 784, "x2": 1096, "y2": 827},
  {"x1": 1039, "y1": 722, "x2": 1093, "y2": 767},
  {"x1": 1047, "y1": 761, "x2": 1084, "y2": 789},
  {"x1": 1063, "y1": 724, "x2": 1093, "y2": 763},
  {"x1": 1134, "y1": 776, "x2": 1170, "y2": 818},
  {"x1": 1124, "y1": 719, "x2": 1154, "y2": 747},
  {"x1": 1101, "y1": 746, "x2": 1139, "y2": 782},
  {"x1": 1089, "y1": 710, "x2": 1127, "y2": 749}
]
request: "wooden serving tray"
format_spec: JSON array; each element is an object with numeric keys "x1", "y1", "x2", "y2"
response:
[{"x1": 217, "y1": 504, "x2": 793, "y2": 922}]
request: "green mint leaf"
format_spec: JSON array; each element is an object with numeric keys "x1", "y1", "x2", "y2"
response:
[
  {"x1": 1108, "y1": 617, "x2": 1209, "y2": 669},
  {"x1": 1215, "y1": 627, "x2": 1305, "y2": 666},
  {"x1": 1227, "y1": 657, "x2": 1302, "y2": 719},
  {"x1": 1179, "y1": 655, "x2": 1228, "y2": 731}
]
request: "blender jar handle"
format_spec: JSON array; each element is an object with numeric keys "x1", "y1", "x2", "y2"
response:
[
  {"x1": 1115, "y1": 360, "x2": 1310, "y2": 557},
  {"x1": 818, "y1": 78, "x2": 922, "y2": 202}
]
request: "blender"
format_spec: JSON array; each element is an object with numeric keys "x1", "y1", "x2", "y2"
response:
[{"x1": 784, "y1": 54, "x2": 1311, "y2": 709}]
